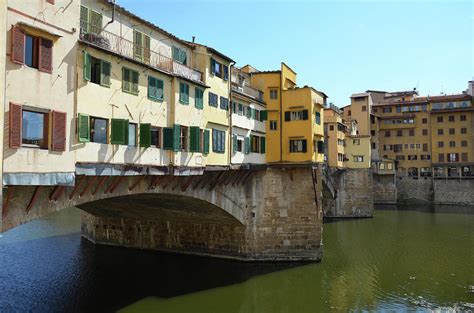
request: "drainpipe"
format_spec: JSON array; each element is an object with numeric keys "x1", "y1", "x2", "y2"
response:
[
  {"x1": 105, "y1": 0, "x2": 116, "y2": 28},
  {"x1": 279, "y1": 69, "x2": 283, "y2": 163},
  {"x1": 228, "y1": 61, "x2": 235, "y2": 167}
]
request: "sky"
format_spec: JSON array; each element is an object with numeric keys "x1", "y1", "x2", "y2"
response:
[{"x1": 118, "y1": 0, "x2": 473, "y2": 107}]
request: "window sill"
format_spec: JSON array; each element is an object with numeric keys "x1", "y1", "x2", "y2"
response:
[
  {"x1": 179, "y1": 101, "x2": 189, "y2": 105},
  {"x1": 122, "y1": 89, "x2": 139, "y2": 96},
  {"x1": 148, "y1": 97, "x2": 164, "y2": 102},
  {"x1": 21, "y1": 144, "x2": 48, "y2": 150}
]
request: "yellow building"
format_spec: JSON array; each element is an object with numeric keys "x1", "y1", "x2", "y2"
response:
[
  {"x1": 324, "y1": 106, "x2": 346, "y2": 168},
  {"x1": 247, "y1": 63, "x2": 326, "y2": 164},
  {"x1": 371, "y1": 85, "x2": 474, "y2": 178}
]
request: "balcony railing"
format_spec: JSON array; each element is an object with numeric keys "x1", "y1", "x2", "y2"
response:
[
  {"x1": 79, "y1": 22, "x2": 203, "y2": 84},
  {"x1": 231, "y1": 84, "x2": 264, "y2": 102}
]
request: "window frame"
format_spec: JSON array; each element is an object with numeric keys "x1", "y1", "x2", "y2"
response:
[{"x1": 90, "y1": 116, "x2": 108, "y2": 144}]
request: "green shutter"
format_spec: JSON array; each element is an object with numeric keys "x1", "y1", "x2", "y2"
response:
[
  {"x1": 233, "y1": 134, "x2": 237, "y2": 153},
  {"x1": 78, "y1": 113, "x2": 90, "y2": 142},
  {"x1": 148, "y1": 76, "x2": 155, "y2": 99},
  {"x1": 100, "y1": 60, "x2": 111, "y2": 86},
  {"x1": 163, "y1": 127, "x2": 174, "y2": 150},
  {"x1": 260, "y1": 137, "x2": 266, "y2": 154},
  {"x1": 83, "y1": 51, "x2": 91, "y2": 81},
  {"x1": 179, "y1": 83, "x2": 189, "y2": 104},
  {"x1": 244, "y1": 137, "x2": 250, "y2": 155},
  {"x1": 122, "y1": 67, "x2": 130, "y2": 92},
  {"x1": 203, "y1": 129, "x2": 210, "y2": 154},
  {"x1": 195, "y1": 88, "x2": 203, "y2": 109},
  {"x1": 210, "y1": 58, "x2": 216, "y2": 74},
  {"x1": 173, "y1": 124, "x2": 181, "y2": 151},
  {"x1": 189, "y1": 126, "x2": 200, "y2": 152},
  {"x1": 132, "y1": 70, "x2": 139, "y2": 94},
  {"x1": 156, "y1": 79, "x2": 163, "y2": 100},
  {"x1": 302, "y1": 109, "x2": 309, "y2": 120},
  {"x1": 249, "y1": 135, "x2": 254, "y2": 153},
  {"x1": 139, "y1": 123, "x2": 151, "y2": 148},
  {"x1": 111, "y1": 119, "x2": 126, "y2": 145},
  {"x1": 260, "y1": 110, "x2": 267, "y2": 121}
]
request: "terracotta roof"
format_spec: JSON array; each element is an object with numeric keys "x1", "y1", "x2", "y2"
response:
[{"x1": 419, "y1": 93, "x2": 472, "y2": 102}]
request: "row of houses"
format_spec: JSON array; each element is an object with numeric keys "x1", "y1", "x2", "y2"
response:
[
  {"x1": 323, "y1": 82, "x2": 474, "y2": 179},
  {"x1": 0, "y1": 0, "x2": 327, "y2": 187}
]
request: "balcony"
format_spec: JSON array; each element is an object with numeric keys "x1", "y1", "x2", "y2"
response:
[
  {"x1": 231, "y1": 84, "x2": 264, "y2": 102},
  {"x1": 79, "y1": 22, "x2": 203, "y2": 84}
]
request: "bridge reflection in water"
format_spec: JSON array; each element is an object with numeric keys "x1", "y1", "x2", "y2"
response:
[{"x1": 1, "y1": 206, "x2": 473, "y2": 312}]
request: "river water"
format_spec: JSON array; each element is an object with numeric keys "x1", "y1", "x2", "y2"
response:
[{"x1": 0, "y1": 206, "x2": 473, "y2": 312}]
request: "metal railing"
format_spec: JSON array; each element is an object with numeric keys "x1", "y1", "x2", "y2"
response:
[
  {"x1": 79, "y1": 22, "x2": 203, "y2": 83},
  {"x1": 231, "y1": 84, "x2": 264, "y2": 102}
]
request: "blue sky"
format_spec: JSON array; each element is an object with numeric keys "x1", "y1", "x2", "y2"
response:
[{"x1": 119, "y1": 0, "x2": 473, "y2": 107}]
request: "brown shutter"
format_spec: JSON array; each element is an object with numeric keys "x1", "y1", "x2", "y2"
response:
[
  {"x1": 39, "y1": 38, "x2": 53, "y2": 73},
  {"x1": 51, "y1": 111, "x2": 66, "y2": 151},
  {"x1": 9, "y1": 102, "x2": 22, "y2": 148},
  {"x1": 43, "y1": 111, "x2": 50, "y2": 149},
  {"x1": 11, "y1": 26, "x2": 25, "y2": 65}
]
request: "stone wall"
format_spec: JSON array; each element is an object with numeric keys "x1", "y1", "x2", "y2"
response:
[
  {"x1": 323, "y1": 168, "x2": 374, "y2": 217},
  {"x1": 373, "y1": 174, "x2": 397, "y2": 204},
  {"x1": 79, "y1": 166, "x2": 324, "y2": 261},
  {"x1": 396, "y1": 176, "x2": 433, "y2": 203},
  {"x1": 433, "y1": 179, "x2": 474, "y2": 205}
]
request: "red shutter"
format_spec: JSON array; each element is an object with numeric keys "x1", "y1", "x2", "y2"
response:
[
  {"x1": 39, "y1": 38, "x2": 53, "y2": 73},
  {"x1": 9, "y1": 102, "x2": 22, "y2": 148},
  {"x1": 51, "y1": 111, "x2": 66, "y2": 151},
  {"x1": 11, "y1": 26, "x2": 25, "y2": 65}
]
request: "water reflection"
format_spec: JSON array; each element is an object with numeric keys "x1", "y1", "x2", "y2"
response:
[{"x1": 0, "y1": 207, "x2": 473, "y2": 312}]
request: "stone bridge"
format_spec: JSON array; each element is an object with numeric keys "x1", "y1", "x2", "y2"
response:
[{"x1": 1, "y1": 164, "x2": 324, "y2": 261}]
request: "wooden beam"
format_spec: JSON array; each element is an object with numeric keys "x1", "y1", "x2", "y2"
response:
[
  {"x1": 192, "y1": 174, "x2": 207, "y2": 190},
  {"x1": 233, "y1": 171, "x2": 246, "y2": 185},
  {"x1": 109, "y1": 176, "x2": 125, "y2": 194},
  {"x1": 92, "y1": 176, "x2": 108, "y2": 196},
  {"x1": 223, "y1": 171, "x2": 238, "y2": 186},
  {"x1": 180, "y1": 176, "x2": 195, "y2": 192},
  {"x1": 80, "y1": 176, "x2": 97, "y2": 197},
  {"x1": 208, "y1": 172, "x2": 226, "y2": 191},
  {"x1": 148, "y1": 176, "x2": 162, "y2": 190},
  {"x1": 103, "y1": 176, "x2": 120, "y2": 194},
  {"x1": 201, "y1": 172, "x2": 218, "y2": 189},
  {"x1": 49, "y1": 185, "x2": 61, "y2": 201},
  {"x1": 161, "y1": 175, "x2": 175, "y2": 189},
  {"x1": 69, "y1": 176, "x2": 85, "y2": 200},
  {"x1": 2, "y1": 186, "x2": 15, "y2": 219},
  {"x1": 129, "y1": 175, "x2": 145, "y2": 191},
  {"x1": 26, "y1": 186, "x2": 42, "y2": 213},
  {"x1": 237, "y1": 171, "x2": 252, "y2": 185},
  {"x1": 242, "y1": 171, "x2": 256, "y2": 185}
]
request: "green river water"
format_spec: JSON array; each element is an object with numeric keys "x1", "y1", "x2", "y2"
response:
[{"x1": 1, "y1": 206, "x2": 473, "y2": 312}]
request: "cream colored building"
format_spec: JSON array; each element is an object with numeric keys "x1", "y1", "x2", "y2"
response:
[
  {"x1": 3, "y1": 0, "x2": 79, "y2": 186},
  {"x1": 230, "y1": 66, "x2": 266, "y2": 165},
  {"x1": 324, "y1": 106, "x2": 346, "y2": 168}
]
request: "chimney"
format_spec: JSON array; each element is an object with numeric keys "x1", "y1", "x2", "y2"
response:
[
  {"x1": 468, "y1": 80, "x2": 474, "y2": 96},
  {"x1": 192, "y1": 36, "x2": 195, "y2": 43}
]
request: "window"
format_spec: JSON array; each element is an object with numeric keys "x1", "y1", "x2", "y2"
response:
[
  {"x1": 449, "y1": 128, "x2": 455, "y2": 135},
  {"x1": 212, "y1": 129, "x2": 225, "y2": 153},
  {"x1": 422, "y1": 129, "x2": 428, "y2": 136},
  {"x1": 438, "y1": 153, "x2": 444, "y2": 162},
  {"x1": 460, "y1": 115, "x2": 466, "y2": 121},
  {"x1": 461, "y1": 127, "x2": 467, "y2": 134},
  {"x1": 353, "y1": 155, "x2": 364, "y2": 162},
  {"x1": 421, "y1": 155, "x2": 431, "y2": 160},
  {"x1": 461, "y1": 140, "x2": 468, "y2": 147},
  {"x1": 348, "y1": 110, "x2": 351, "y2": 116},
  {"x1": 387, "y1": 163, "x2": 393, "y2": 170},
  {"x1": 22, "y1": 110, "x2": 48, "y2": 149},
  {"x1": 315, "y1": 112, "x2": 321, "y2": 125},
  {"x1": 423, "y1": 143, "x2": 428, "y2": 152},
  {"x1": 179, "y1": 126, "x2": 188, "y2": 151},
  {"x1": 379, "y1": 163, "x2": 385, "y2": 170},
  {"x1": 270, "y1": 120, "x2": 277, "y2": 130},
  {"x1": 396, "y1": 106, "x2": 402, "y2": 113},
  {"x1": 236, "y1": 138, "x2": 243, "y2": 152},
  {"x1": 80, "y1": 6, "x2": 102, "y2": 34},
  {"x1": 210, "y1": 58, "x2": 228, "y2": 80},
  {"x1": 396, "y1": 155, "x2": 405, "y2": 161},
  {"x1": 148, "y1": 76, "x2": 164, "y2": 101},
  {"x1": 251, "y1": 135, "x2": 260, "y2": 153},
  {"x1": 290, "y1": 139, "x2": 307, "y2": 153},
  {"x1": 329, "y1": 125, "x2": 334, "y2": 131},
  {"x1": 90, "y1": 117, "x2": 107, "y2": 144},
  {"x1": 438, "y1": 141, "x2": 444, "y2": 148},
  {"x1": 122, "y1": 67, "x2": 139, "y2": 94},
  {"x1": 370, "y1": 130, "x2": 375, "y2": 136},
  {"x1": 172, "y1": 46, "x2": 187, "y2": 65},
  {"x1": 83, "y1": 52, "x2": 110, "y2": 86},
  {"x1": 396, "y1": 130, "x2": 402, "y2": 137},
  {"x1": 449, "y1": 141, "x2": 455, "y2": 147},
  {"x1": 448, "y1": 115, "x2": 455, "y2": 122},
  {"x1": 133, "y1": 30, "x2": 150, "y2": 62},
  {"x1": 11, "y1": 26, "x2": 53, "y2": 73},
  {"x1": 437, "y1": 116, "x2": 443, "y2": 123},
  {"x1": 461, "y1": 153, "x2": 468, "y2": 162},
  {"x1": 438, "y1": 129, "x2": 443, "y2": 135},
  {"x1": 362, "y1": 106, "x2": 367, "y2": 112},
  {"x1": 179, "y1": 82, "x2": 189, "y2": 104},
  {"x1": 353, "y1": 139, "x2": 360, "y2": 145},
  {"x1": 422, "y1": 118, "x2": 427, "y2": 124},
  {"x1": 128, "y1": 123, "x2": 137, "y2": 147},
  {"x1": 409, "y1": 129, "x2": 415, "y2": 136},
  {"x1": 209, "y1": 92, "x2": 218, "y2": 107},
  {"x1": 385, "y1": 131, "x2": 391, "y2": 137},
  {"x1": 408, "y1": 155, "x2": 417, "y2": 160},
  {"x1": 448, "y1": 153, "x2": 459, "y2": 162},
  {"x1": 382, "y1": 107, "x2": 392, "y2": 113},
  {"x1": 270, "y1": 89, "x2": 278, "y2": 100},
  {"x1": 285, "y1": 110, "x2": 309, "y2": 121},
  {"x1": 151, "y1": 127, "x2": 161, "y2": 148},
  {"x1": 220, "y1": 96, "x2": 229, "y2": 110},
  {"x1": 24, "y1": 34, "x2": 38, "y2": 69}
]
